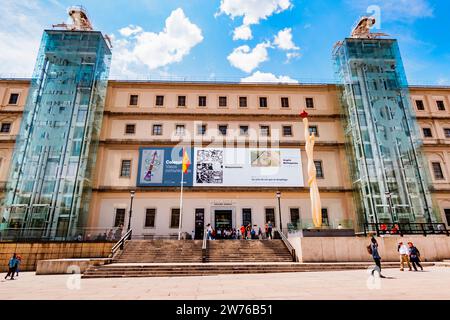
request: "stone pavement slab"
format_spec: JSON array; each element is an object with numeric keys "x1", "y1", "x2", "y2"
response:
[{"x1": 1, "y1": 267, "x2": 450, "y2": 300}]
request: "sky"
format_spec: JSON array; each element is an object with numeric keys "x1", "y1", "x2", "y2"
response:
[{"x1": 0, "y1": 0, "x2": 449, "y2": 85}]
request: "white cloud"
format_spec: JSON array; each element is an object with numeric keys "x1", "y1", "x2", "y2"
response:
[
  {"x1": 286, "y1": 52, "x2": 301, "y2": 62},
  {"x1": 217, "y1": 0, "x2": 293, "y2": 41},
  {"x1": 111, "y1": 8, "x2": 203, "y2": 75},
  {"x1": 227, "y1": 42, "x2": 271, "y2": 73},
  {"x1": 241, "y1": 71, "x2": 298, "y2": 83},
  {"x1": 233, "y1": 24, "x2": 252, "y2": 41},
  {"x1": 274, "y1": 28, "x2": 299, "y2": 51},
  {"x1": 119, "y1": 25, "x2": 143, "y2": 37},
  {"x1": 347, "y1": 0, "x2": 433, "y2": 21},
  {"x1": 0, "y1": 1, "x2": 54, "y2": 77},
  {"x1": 437, "y1": 78, "x2": 449, "y2": 86}
]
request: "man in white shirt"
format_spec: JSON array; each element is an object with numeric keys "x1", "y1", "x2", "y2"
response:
[{"x1": 398, "y1": 241, "x2": 412, "y2": 271}]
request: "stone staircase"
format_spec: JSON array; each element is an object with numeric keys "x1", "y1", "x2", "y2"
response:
[
  {"x1": 206, "y1": 240, "x2": 293, "y2": 263},
  {"x1": 81, "y1": 261, "x2": 436, "y2": 279},
  {"x1": 114, "y1": 240, "x2": 203, "y2": 263},
  {"x1": 82, "y1": 239, "x2": 295, "y2": 278}
]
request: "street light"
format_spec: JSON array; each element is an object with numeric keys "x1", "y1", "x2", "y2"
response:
[
  {"x1": 127, "y1": 190, "x2": 135, "y2": 232},
  {"x1": 276, "y1": 191, "x2": 282, "y2": 235},
  {"x1": 385, "y1": 192, "x2": 395, "y2": 223}
]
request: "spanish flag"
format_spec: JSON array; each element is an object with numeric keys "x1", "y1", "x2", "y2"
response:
[{"x1": 182, "y1": 148, "x2": 191, "y2": 174}]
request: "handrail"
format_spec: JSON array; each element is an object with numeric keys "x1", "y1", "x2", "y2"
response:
[
  {"x1": 364, "y1": 223, "x2": 449, "y2": 237},
  {"x1": 202, "y1": 228, "x2": 208, "y2": 263},
  {"x1": 110, "y1": 229, "x2": 132, "y2": 258},
  {"x1": 275, "y1": 228, "x2": 298, "y2": 262}
]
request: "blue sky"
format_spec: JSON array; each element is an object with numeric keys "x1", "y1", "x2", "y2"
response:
[{"x1": 0, "y1": 0, "x2": 449, "y2": 85}]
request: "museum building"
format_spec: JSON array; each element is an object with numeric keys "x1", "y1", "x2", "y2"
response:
[{"x1": 0, "y1": 9, "x2": 449, "y2": 240}]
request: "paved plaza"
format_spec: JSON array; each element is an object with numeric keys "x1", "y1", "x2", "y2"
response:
[{"x1": 1, "y1": 267, "x2": 450, "y2": 300}]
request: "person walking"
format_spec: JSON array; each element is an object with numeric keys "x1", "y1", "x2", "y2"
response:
[
  {"x1": 15, "y1": 254, "x2": 22, "y2": 277},
  {"x1": 368, "y1": 237, "x2": 386, "y2": 278},
  {"x1": 408, "y1": 242, "x2": 423, "y2": 271},
  {"x1": 4, "y1": 253, "x2": 18, "y2": 280},
  {"x1": 206, "y1": 224, "x2": 213, "y2": 240},
  {"x1": 398, "y1": 241, "x2": 412, "y2": 271},
  {"x1": 240, "y1": 225, "x2": 245, "y2": 240},
  {"x1": 267, "y1": 221, "x2": 273, "y2": 240}
]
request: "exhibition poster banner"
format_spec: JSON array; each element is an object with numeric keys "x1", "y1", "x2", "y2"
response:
[
  {"x1": 193, "y1": 148, "x2": 303, "y2": 187},
  {"x1": 137, "y1": 147, "x2": 193, "y2": 187}
]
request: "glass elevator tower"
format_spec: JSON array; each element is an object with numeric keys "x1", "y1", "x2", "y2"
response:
[
  {"x1": 334, "y1": 31, "x2": 437, "y2": 233},
  {"x1": 1, "y1": 7, "x2": 111, "y2": 239}
]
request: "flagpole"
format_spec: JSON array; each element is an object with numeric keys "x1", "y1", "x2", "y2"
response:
[{"x1": 178, "y1": 156, "x2": 185, "y2": 240}]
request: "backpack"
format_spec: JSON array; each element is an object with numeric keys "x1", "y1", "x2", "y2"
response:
[{"x1": 367, "y1": 244, "x2": 373, "y2": 255}]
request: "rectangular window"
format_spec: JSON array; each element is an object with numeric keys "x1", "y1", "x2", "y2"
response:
[
  {"x1": 240, "y1": 125, "x2": 249, "y2": 136},
  {"x1": 125, "y1": 124, "x2": 136, "y2": 134},
  {"x1": 239, "y1": 97, "x2": 248, "y2": 108},
  {"x1": 437, "y1": 100, "x2": 446, "y2": 111},
  {"x1": 445, "y1": 209, "x2": 450, "y2": 226},
  {"x1": 242, "y1": 208, "x2": 252, "y2": 227},
  {"x1": 152, "y1": 124, "x2": 162, "y2": 136},
  {"x1": 197, "y1": 124, "x2": 207, "y2": 135},
  {"x1": 422, "y1": 128, "x2": 433, "y2": 138},
  {"x1": 218, "y1": 125, "x2": 228, "y2": 136},
  {"x1": 155, "y1": 95, "x2": 164, "y2": 106},
  {"x1": 281, "y1": 97, "x2": 290, "y2": 108},
  {"x1": 322, "y1": 208, "x2": 329, "y2": 226},
  {"x1": 314, "y1": 160, "x2": 324, "y2": 178},
  {"x1": 432, "y1": 162, "x2": 445, "y2": 180},
  {"x1": 259, "y1": 97, "x2": 268, "y2": 108},
  {"x1": 265, "y1": 208, "x2": 276, "y2": 227},
  {"x1": 415, "y1": 100, "x2": 425, "y2": 111},
  {"x1": 198, "y1": 96, "x2": 207, "y2": 107},
  {"x1": 444, "y1": 128, "x2": 450, "y2": 139},
  {"x1": 0, "y1": 123, "x2": 11, "y2": 133},
  {"x1": 283, "y1": 125, "x2": 293, "y2": 137},
  {"x1": 114, "y1": 208, "x2": 126, "y2": 228},
  {"x1": 175, "y1": 125, "x2": 185, "y2": 136},
  {"x1": 120, "y1": 160, "x2": 131, "y2": 177},
  {"x1": 178, "y1": 95, "x2": 186, "y2": 107},
  {"x1": 260, "y1": 125, "x2": 270, "y2": 137},
  {"x1": 129, "y1": 94, "x2": 139, "y2": 106},
  {"x1": 309, "y1": 126, "x2": 319, "y2": 137},
  {"x1": 219, "y1": 96, "x2": 227, "y2": 107},
  {"x1": 290, "y1": 208, "x2": 300, "y2": 226},
  {"x1": 145, "y1": 208, "x2": 156, "y2": 228},
  {"x1": 170, "y1": 208, "x2": 180, "y2": 228},
  {"x1": 306, "y1": 97, "x2": 315, "y2": 109},
  {"x1": 8, "y1": 93, "x2": 19, "y2": 105}
]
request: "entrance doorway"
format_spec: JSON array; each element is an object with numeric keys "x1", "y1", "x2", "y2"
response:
[
  {"x1": 194, "y1": 208, "x2": 205, "y2": 240},
  {"x1": 214, "y1": 210, "x2": 233, "y2": 230}
]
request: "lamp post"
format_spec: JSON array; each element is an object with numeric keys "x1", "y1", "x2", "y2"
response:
[
  {"x1": 127, "y1": 190, "x2": 135, "y2": 232},
  {"x1": 385, "y1": 192, "x2": 395, "y2": 223},
  {"x1": 276, "y1": 191, "x2": 282, "y2": 235}
]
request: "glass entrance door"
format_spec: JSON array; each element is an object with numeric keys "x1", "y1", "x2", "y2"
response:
[
  {"x1": 194, "y1": 208, "x2": 205, "y2": 239},
  {"x1": 214, "y1": 210, "x2": 233, "y2": 231}
]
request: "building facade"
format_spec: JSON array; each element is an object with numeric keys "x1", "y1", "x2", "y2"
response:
[{"x1": 1, "y1": 79, "x2": 449, "y2": 238}]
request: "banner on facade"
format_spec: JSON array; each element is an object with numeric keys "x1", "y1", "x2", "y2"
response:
[
  {"x1": 137, "y1": 147, "x2": 193, "y2": 187},
  {"x1": 137, "y1": 147, "x2": 303, "y2": 187},
  {"x1": 193, "y1": 148, "x2": 303, "y2": 187}
]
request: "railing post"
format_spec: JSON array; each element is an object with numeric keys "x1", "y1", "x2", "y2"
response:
[
  {"x1": 420, "y1": 223, "x2": 426, "y2": 237},
  {"x1": 375, "y1": 223, "x2": 380, "y2": 237}
]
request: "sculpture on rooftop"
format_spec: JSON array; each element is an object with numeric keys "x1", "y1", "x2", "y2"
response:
[{"x1": 351, "y1": 16, "x2": 389, "y2": 39}]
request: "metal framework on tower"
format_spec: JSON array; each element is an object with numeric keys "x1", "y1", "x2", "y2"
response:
[
  {"x1": 1, "y1": 6, "x2": 111, "y2": 240},
  {"x1": 333, "y1": 17, "x2": 437, "y2": 233}
]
